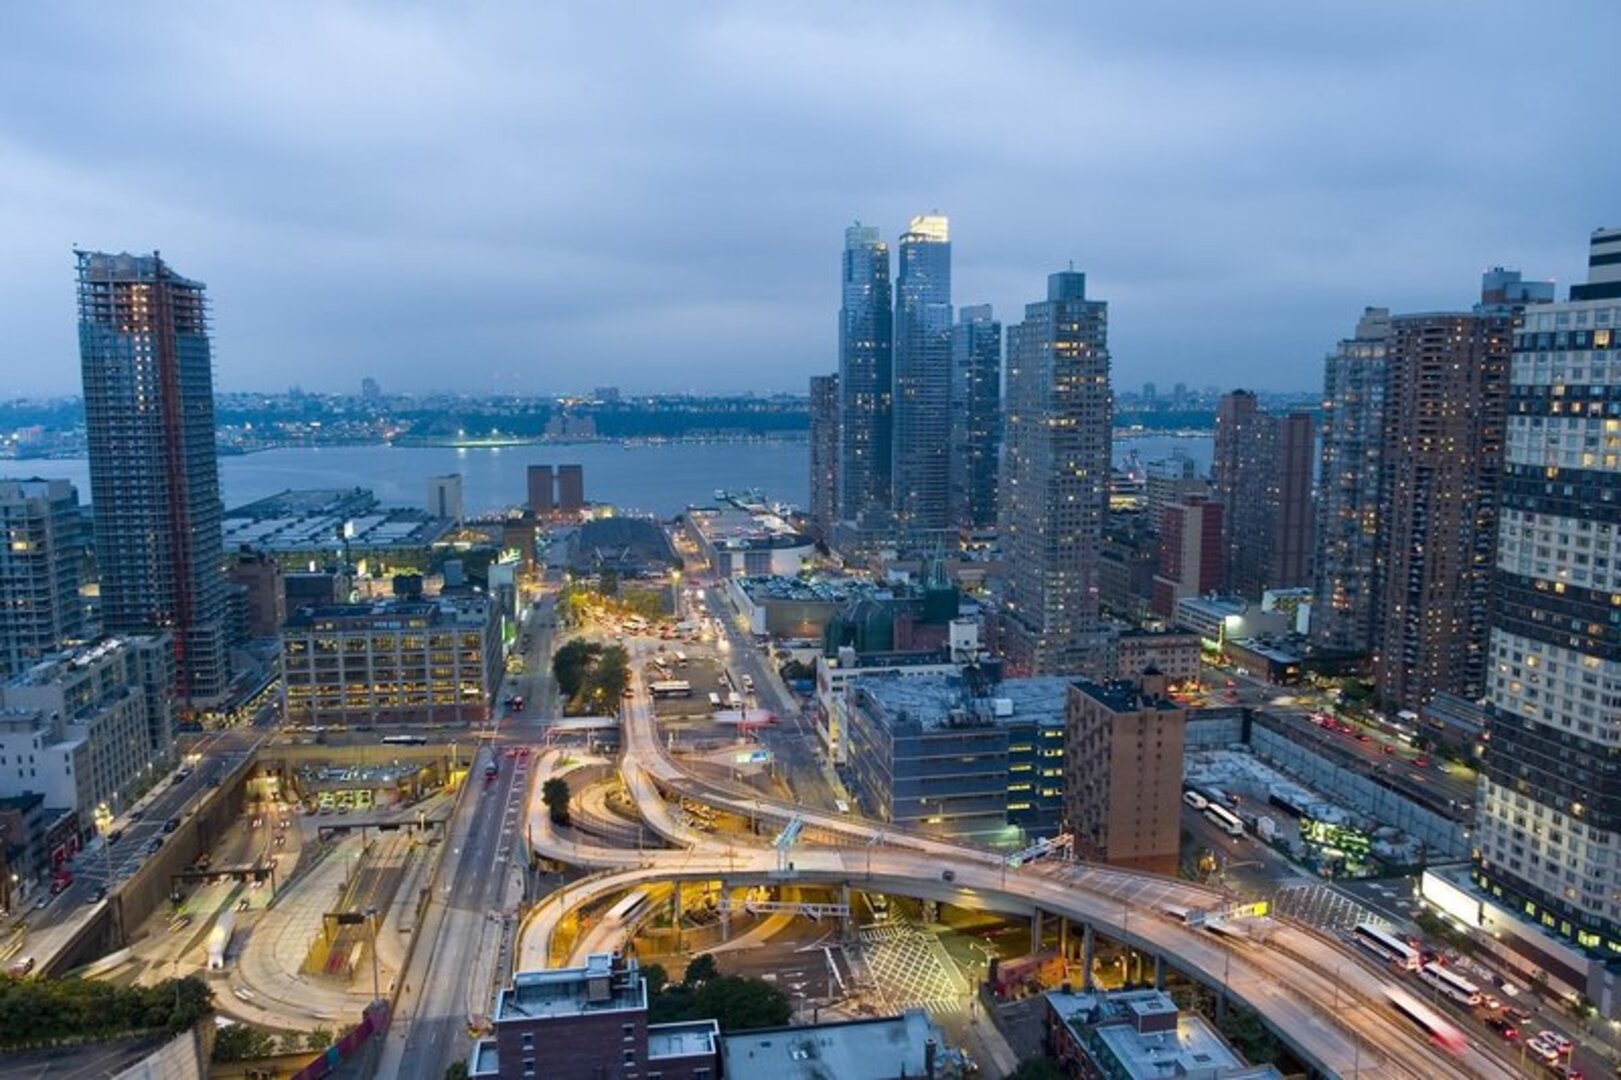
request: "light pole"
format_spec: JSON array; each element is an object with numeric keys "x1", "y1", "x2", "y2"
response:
[{"x1": 366, "y1": 906, "x2": 381, "y2": 1003}]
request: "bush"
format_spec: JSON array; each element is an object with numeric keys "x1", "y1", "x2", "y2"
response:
[{"x1": 0, "y1": 975, "x2": 213, "y2": 1050}]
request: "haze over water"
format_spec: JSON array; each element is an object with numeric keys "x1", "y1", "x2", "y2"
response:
[{"x1": 22, "y1": 433, "x2": 1212, "y2": 519}]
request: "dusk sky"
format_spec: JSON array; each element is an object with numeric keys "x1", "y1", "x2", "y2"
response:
[{"x1": 1, "y1": 3, "x2": 1617, "y2": 398}]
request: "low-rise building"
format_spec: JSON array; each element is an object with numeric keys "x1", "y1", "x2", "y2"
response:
[
  {"x1": 1173, "y1": 596, "x2": 1290, "y2": 648},
  {"x1": 729, "y1": 576, "x2": 885, "y2": 639},
  {"x1": 723, "y1": 1010, "x2": 955, "y2": 1080},
  {"x1": 0, "y1": 636, "x2": 174, "y2": 830},
  {"x1": 1044, "y1": 987, "x2": 1283, "y2": 1079},
  {"x1": 222, "y1": 488, "x2": 453, "y2": 576},
  {"x1": 685, "y1": 495, "x2": 814, "y2": 579},
  {"x1": 1110, "y1": 630, "x2": 1200, "y2": 686},
  {"x1": 1065, "y1": 672, "x2": 1186, "y2": 874},
  {"x1": 281, "y1": 597, "x2": 501, "y2": 726},
  {"x1": 843, "y1": 671, "x2": 1068, "y2": 842}
]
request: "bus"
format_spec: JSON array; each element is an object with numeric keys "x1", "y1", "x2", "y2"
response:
[
  {"x1": 1182, "y1": 790, "x2": 1209, "y2": 811},
  {"x1": 1419, "y1": 962, "x2": 1481, "y2": 1006},
  {"x1": 649, "y1": 680, "x2": 692, "y2": 699},
  {"x1": 1352, "y1": 923, "x2": 1421, "y2": 970},
  {"x1": 708, "y1": 692, "x2": 723, "y2": 708},
  {"x1": 1384, "y1": 986, "x2": 1467, "y2": 1056},
  {"x1": 606, "y1": 890, "x2": 652, "y2": 928},
  {"x1": 1205, "y1": 803, "x2": 1245, "y2": 837},
  {"x1": 381, "y1": 734, "x2": 428, "y2": 746}
]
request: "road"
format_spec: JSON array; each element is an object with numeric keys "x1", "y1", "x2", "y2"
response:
[{"x1": 508, "y1": 656, "x2": 1530, "y2": 1080}]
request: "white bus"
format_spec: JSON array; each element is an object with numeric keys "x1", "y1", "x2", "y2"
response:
[
  {"x1": 1352, "y1": 923, "x2": 1421, "y2": 970},
  {"x1": 1419, "y1": 962, "x2": 1481, "y2": 1006},
  {"x1": 1183, "y1": 790, "x2": 1210, "y2": 811},
  {"x1": 708, "y1": 691, "x2": 723, "y2": 708},
  {"x1": 1205, "y1": 803, "x2": 1245, "y2": 837},
  {"x1": 381, "y1": 734, "x2": 428, "y2": 746},
  {"x1": 607, "y1": 890, "x2": 652, "y2": 928},
  {"x1": 649, "y1": 680, "x2": 692, "y2": 699}
]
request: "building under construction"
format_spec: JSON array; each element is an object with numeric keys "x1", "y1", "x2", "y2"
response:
[{"x1": 77, "y1": 250, "x2": 231, "y2": 706}]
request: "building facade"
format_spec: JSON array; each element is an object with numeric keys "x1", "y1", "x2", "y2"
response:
[
  {"x1": 1151, "y1": 497, "x2": 1223, "y2": 619},
  {"x1": 808, "y1": 373, "x2": 840, "y2": 542},
  {"x1": 1143, "y1": 453, "x2": 1205, "y2": 533},
  {"x1": 1372, "y1": 311, "x2": 1512, "y2": 708},
  {"x1": 891, "y1": 214, "x2": 953, "y2": 531},
  {"x1": 999, "y1": 271, "x2": 1113, "y2": 675},
  {"x1": 1064, "y1": 672, "x2": 1186, "y2": 874},
  {"x1": 77, "y1": 250, "x2": 230, "y2": 705},
  {"x1": 838, "y1": 223, "x2": 893, "y2": 522},
  {"x1": 1476, "y1": 228, "x2": 1621, "y2": 970},
  {"x1": 1311, "y1": 308, "x2": 1391, "y2": 652},
  {"x1": 0, "y1": 479, "x2": 84, "y2": 678},
  {"x1": 526, "y1": 465, "x2": 554, "y2": 515},
  {"x1": 427, "y1": 474, "x2": 464, "y2": 523},
  {"x1": 949, "y1": 304, "x2": 1001, "y2": 529},
  {"x1": 0, "y1": 636, "x2": 174, "y2": 825},
  {"x1": 557, "y1": 465, "x2": 586, "y2": 513},
  {"x1": 281, "y1": 597, "x2": 501, "y2": 725},
  {"x1": 1212, "y1": 392, "x2": 1314, "y2": 598}
]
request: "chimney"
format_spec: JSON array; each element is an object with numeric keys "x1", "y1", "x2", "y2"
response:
[{"x1": 925, "y1": 1037, "x2": 937, "y2": 1080}]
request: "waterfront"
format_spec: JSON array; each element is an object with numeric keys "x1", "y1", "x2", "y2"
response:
[{"x1": 14, "y1": 432, "x2": 1212, "y2": 518}]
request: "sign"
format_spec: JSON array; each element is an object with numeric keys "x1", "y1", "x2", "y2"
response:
[
  {"x1": 1225, "y1": 900, "x2": 1270, "y2": 920},
  {"x1": 734, "y1": 749, "x2": 773, "y2": 765}
]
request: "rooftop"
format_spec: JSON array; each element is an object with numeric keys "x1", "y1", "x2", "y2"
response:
[
  {"x1": 1046, "y1": 989, "x2": 1282, "y2": 1080},
  {"x1": 858, "y1": 673, "x2": 1070, "y2": 732},
  {"x1": 737, "y1": 575, "x2": 885, "y2": 605},
  {"x1": 721, "y1": 1010, "x2": 948, "y2": 1080},
  {"x1": 222, "y1": 488, "x2": 451, "y2": 553},
  {"x1": 647, "y1": 1019, "x2": 720, "y2": 1060},
  {"x1": 285, "y1": 597, "x2": 490, "y2": 631},
  {"x1": 496, "y1": 954, "x2": 646, "y2": 1023},
  {"x1": 1070, "y1": 679, "x2": 1185, "y2": 715},
  {"x1": 688, "y1": 498, "x2": 810, "y2": 551}
]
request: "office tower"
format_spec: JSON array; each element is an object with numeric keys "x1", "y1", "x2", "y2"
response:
[
  {"x1": 891, "y1": 214, "x2": 953, "y2": 530},
  {"x1": 1311, "y1": 308, "x2": 1391, "y2": 651},
  {"x1": 360, "y1": 376, "x2": 382, "y2": 400},
  {"x1": 1141, "y1": 381, "x2": 1157, "y2": 409},
  {"x1": 557, "y1": 465, "x2": 585, "y2": 512},
  {"x1": 949, "y1": 304, "x2": 1001, "y2": 529},
  {"x1": 1476, "y1": 230, "x2": 1621, "y2": 963},
  {"x1": 1371, "y1": 311, "x2": 1512, "y2": 708},
  {"x1": 837, "y1": 223, "x2": 893, "y2": 521},
  {"x1": 1211, "y1": 391, "x2": 1315, "y2": 598},
  {"x1": 808, "y1": 374, "x2": 840, "y2": 542},
  {"x1": 999, "y1": 270, "x2": 1112, "y2": 675},
  {"x1": 1064, "y1": 670, "x2": 1186, "y2": 874},
  {"x1": 427, "y1": 474, "x2": 464, "y2": 522},
  {"x1": 526, "y1": 464, "x2": 555, "y2": 515},
  {"x1": 0, "y1": 479, "x2": 84, "y2": 678},
  {"x1": 77, "y1": 250, "x2": 230, "y2": 704},
  {"x1": 1143, "y1": 453, "x2": 1205, "y2": 532},
  {"x1": 1151, "y1": 497, "x2": 1223, "y2": 618}
]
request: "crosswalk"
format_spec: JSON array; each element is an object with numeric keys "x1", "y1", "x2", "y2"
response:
[{"x1": 854, "y1": 921, "x2": 970, "y2": 1016}]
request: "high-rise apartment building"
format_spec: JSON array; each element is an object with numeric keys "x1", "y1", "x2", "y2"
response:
[
  {"x1": 1151, "y1": 497, "x2": 1223, "y2": 619},
  {"x1": 1143, "y1": 453, "x2": 1205, "y2": 532},
  {"x1": 1372, "y1": 311, "x2": 1512, "y2": 708},
  {"x1": 1476, "y1": 228, "x2": 1621, "y2": 962},
  {"x1": 808, "y1": 374, "x2": 840, "y2": 542},
  {"x1": 891, "y1": 214, "x2": 953, "y2": 531},
  {"x1": 1311, "y1": 309, "x2": 1392, "y2": 652},
  {"x1": 837, "y1": 224, "x2": 893, "y2": 522},
  {"x1": 1064, "y1": 670, "x2": 1186, "y2": 874},
  {"x1": 557, "y1": 465, "x2": 585, "y2": 512},
  {"x1": 1212, "y1": 391, "x2": 1314, "y2": 598},
  {"x1": 949, "y1": 304, "x2": 1001, "y2": 529},
  {"x1": 526, "y1": 464, "x2": 555, "y2": 515},
  {"x1": 999, "y1": 270, "x2": 1112, "y2": 675},
  {"x1": 77, "y1": 250, "x2": 230, "y2": 705},
  {"x1": 0, "y1": 479, "x2": 84, "y2": 678}
]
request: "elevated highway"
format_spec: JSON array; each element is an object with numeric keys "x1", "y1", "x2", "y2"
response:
[{"x1": 515, "y1": 658, "x2": 1520, "y2": 1079}]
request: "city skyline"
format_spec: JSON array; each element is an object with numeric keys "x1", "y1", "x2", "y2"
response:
[{"x1": 0, "y1": 5, "x2": 1615, "y2": 398}]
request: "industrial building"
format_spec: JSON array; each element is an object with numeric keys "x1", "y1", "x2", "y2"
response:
[
  {"x1": 221, "y1": 488, "x2": 453, "y2": 576},
  {"x1": 684, "y1": 495, "x2": 814, "y2": 579}
]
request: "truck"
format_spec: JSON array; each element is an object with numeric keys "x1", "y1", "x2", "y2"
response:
[{"x1": 206, "y1": 911, "x2": 237, "y2": 970}]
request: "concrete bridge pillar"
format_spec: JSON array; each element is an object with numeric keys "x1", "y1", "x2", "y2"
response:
[
  {"x1": 840, "y1": 884, "x2": 853, "y2": 941},
  {"x1": 1058, "y1": 917, "x2": 1069, "y2": 960},
  {"x1": 1153, "y1": 953, "x2": 1165, "y2": 990},
  {"x1": 1082, "y1": 923, "x2": 1095, "y2": 990},
  {"x1": 1030, "y1": 908, "x2": 1044, "y2": 951},
  {"x1": 671, "y1": 882, "x2": 682, "y2": 951},
  {"x1": 719, "y1": 881, "x2": 731, "y2": 941}
]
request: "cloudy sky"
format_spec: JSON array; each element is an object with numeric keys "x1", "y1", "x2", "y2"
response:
[{"x1": 1, "y1": 2, "x2": 1617, "y2": 398}]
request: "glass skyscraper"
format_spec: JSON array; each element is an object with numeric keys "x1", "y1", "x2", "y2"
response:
[
  {"x1": 949, "y1": 304, "x2": 1001, "y2": 529},
  {"x1": 77, "y1": 250, "x2": 230, "y2": 706},
  {"x1": 837, "y1": 224, "x2": 893, "y2": 522},
  {"x1": 891, "y1": 214, "x2": 953, "y2": 531}
]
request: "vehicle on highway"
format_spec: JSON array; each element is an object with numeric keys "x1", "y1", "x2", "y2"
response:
[
  {"x1": 1484, "y1": 1014, "x2": 1518, "y2": 1040},
  {"x1": 1537, "y1": 1030, "x2": 1572, "y2": 1055},
  {"x1": 7, "y1": 956, "x2": 34, "y2": 977},
  {"x1": 1419, "y1": 960, "x2": 1482, "y2": 1006},
  {"x1": 87, "y1": 886, "x2": 107, "y2": 905},
  {"x1": 1351, "y1": 922, "x2": 1421, "y2": 970},
  {"x1": 1383, "y1": 985, "x2": 1467, "y2": 1056},
  {"x1": 1182, "y1": 790, "x2": 1209, "y2": 811},
  {"x1": 510, "y1": 696, "x2": 525, "y2": 713},
  {"x1": 381, "y1": 734, "x2": 428, "y2": 746},
  {"x1": 1204, "y1": 803, "x2": 1245, "y2": 837},
  {"x1": 163, "y1": 817, "x2": 181, "y2": 833},
  {"x1": 171, "y1": 914, "x2": 193, "y2": 933},
  {"x1": 1525, "y1": 1035, "x2": 1559, "y2": 1063},
  {"x1": 650, "y1": 680, "x2": 692, "y2": 699},
  {"x1": 485, "y1": 759, "x2": 499, "y2": 782}
]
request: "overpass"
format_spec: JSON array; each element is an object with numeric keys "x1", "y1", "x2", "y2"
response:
[{"x1": 510, "y1": 649, "x2": 1521, "y2": 1079}]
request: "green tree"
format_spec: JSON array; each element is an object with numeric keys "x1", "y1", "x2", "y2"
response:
[
  {"x1": 690, "y1": 975, "x2": 791, "y2": 1031},
  {"x1": 542, "y1": 777, "x2": 572, "y2": 825},
  {"x1": 584, "y1": 645, "x2": 630, "y2": 711},
  {"x1": 682, "y1": 953, "x2": 719, "y2": 987},
  {"x1": 212, "y1": 1024, "x2": 278, "y2": 1062},
  {"x1": 642, "y1": 963, "x2": 670, "y2": 997},
  {"x1": 552, "y1": 639, "x2": 602, "y2": 700},
  {"x1": 444, "y1": 1062, "x2": 471, "y2": 1080},
  {"x1": 306, "y1": 1026, "x2": 335, "y2": 1050}
]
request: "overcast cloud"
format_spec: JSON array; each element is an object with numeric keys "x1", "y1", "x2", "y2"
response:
[{"x1": 0, "y1": 2, "x2": 1617, "y2": 397}]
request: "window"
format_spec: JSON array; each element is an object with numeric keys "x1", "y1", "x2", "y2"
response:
[
  {"x1": 522, "y1": 1059, "x2": 535, "y2": 1077},
  {"x1": 622, "y1": 1023, "x2": 635, "y2": 1040},
  {"x1": 623, "y1": 1049, "x2": 636, "y2": 1065},
  {"x1": 521, "y1": 1033, "x2": 533, "y2": 1049}
]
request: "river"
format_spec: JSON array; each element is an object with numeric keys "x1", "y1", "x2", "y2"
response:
[{"x1": 12, "y1": 432, "x2": 1212, "y2": 518}]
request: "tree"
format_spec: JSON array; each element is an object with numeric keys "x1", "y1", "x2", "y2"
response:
[
  {"x1": 444, "y1": 1062, "x2": 471, "y2": 1080},
  {"x1": 642, "y1": 963, "x2": 670, "y2": 997},
  {"x1": 682, "y1": 953, "x2": 719, "y2": 987},
  {"x1": 552, "y1": 638, "x2": 602, "y2": 700},
  {"x1": 585, "y1": 645, "x2": 630, "y2": 710},
  {"x1": 542, "y1": 777, "x2": 572, "y2": 825},
  {"x1": 306, "y1": 1026, "x2": 335, "y2": 1050},
  {"x1": 690, "y1": 975, "x2": 791, "y2": 1031},
  {"x1": 212, "y1": 1024, "x2": 278, "y2": 1062}
]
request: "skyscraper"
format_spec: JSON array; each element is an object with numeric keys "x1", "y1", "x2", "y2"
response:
[
  {"x1": 999, "y1": 270, "x2": 1112, "y2": 675},
  {"x1": 0, "y1": 478, "x2": 84, "y2": 678},
  {"x1": 891, "y1": 214, "x2": 953, "y2": 531},
  {"x1": 808, "y1": 373, "x2": 840, "y2": 542},
  {"x1": 1151, "y1": 496, "x2": 1223, "y2": 619},
  {"x1": 77, "y1": 250, "x2": 230, "y2": 704},
  {"x1": 949, "y1": 304, "x2": 1001, "y2": 529},
  {"x1": 1311, "y1": 309, "x2": 1392, "y2": 652},
  {"x1": 1371, "y1": 311, "x2": 1512, "y2": 708},
  {"x1": 1211, "y1": 391, "x2": 1314, "y2": 598},
  {"x1": 837, "y1": 224, "x2": 892, "y2": 522},
  {"x1": 1476, "y1": 228, "x2": 1621, "y2": 961}
]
